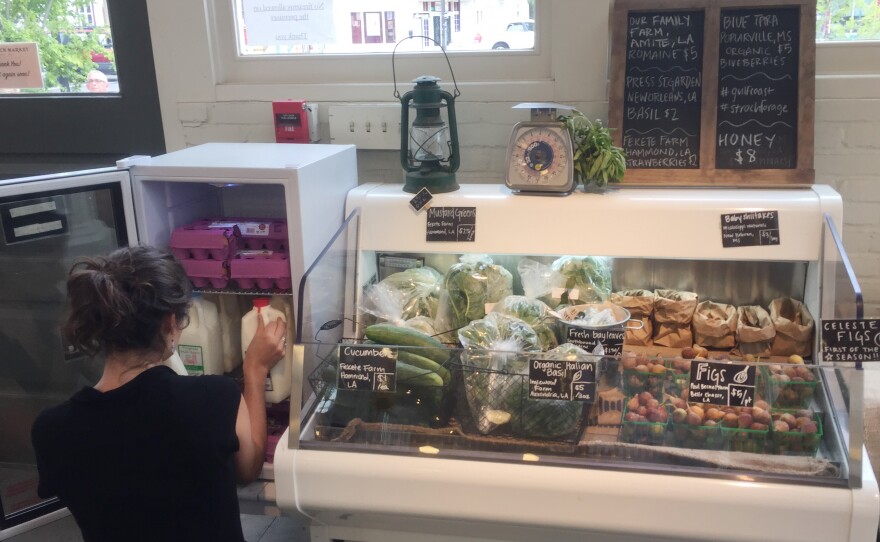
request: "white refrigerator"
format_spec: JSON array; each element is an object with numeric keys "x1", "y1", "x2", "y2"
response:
[
  {"x1": 0, "y1": 142, "x2": 357, "y2": 538},
  {"x1": 275, "y1": 183, "x2": 880, "y2": 542}
]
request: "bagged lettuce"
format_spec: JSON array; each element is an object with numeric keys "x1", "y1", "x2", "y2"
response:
[
  {"x1": 490, "y1": 295, "x2": 559, "y2": 351},
  {"x1": 550, "y1": 256, "x2": 612, "y2": 306},
  {"x1": 360, "y1": 267, "x2": 442, "y2": 326},
  {"x1": 434, "y1": 254, "x2": 513, "y2": 337}
]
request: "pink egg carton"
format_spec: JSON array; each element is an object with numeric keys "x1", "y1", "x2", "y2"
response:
[
  {"x1": 181, "y1": 258, "x2": 230, "y2": 289},
  {"x1": 169, "y1": 221, "x2": 240, "y2": 261},
  {"x1": 209, "y1": 217, "x2": 289, "y2": 252},
  {"x1": 230, "y1": 250, "x2": 291, "y2": 290}
]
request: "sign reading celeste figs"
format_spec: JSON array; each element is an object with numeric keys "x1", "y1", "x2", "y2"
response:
[
  {"x1": 688, "y1": 360, "x2": 756, "y2": 407},
  {"x1": 337, "y1": 345, "x2": 397, "y2": 392},
  {"x1": 528, "y1": 359, "x2": 597, "y2": 403},
  {"x1": 821, "y1": 319, "x2": 880, "y2": 362}
]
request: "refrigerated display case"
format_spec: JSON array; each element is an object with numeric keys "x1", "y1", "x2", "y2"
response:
[
  {"x1": 0, "y1": 143, "x2": 357, "y2": 538},
  {"x1": 275, "y1": 183, "x2": 880, "y2": 542}
]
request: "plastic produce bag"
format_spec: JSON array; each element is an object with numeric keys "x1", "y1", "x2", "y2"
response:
[
  {"x1": 490, "y1": 295, "x2": 559, "y2": 351},
  {"x1": 769, "y1": 297, "x2": 814, "y2": 357},
  {"x1": 653, "y1": 289, "x2": 698, "y2": 348},
  {"x1": 549, "y1": 256, "x2": 612, "y2": 306},
  {"x1": 517, "y1": 258, "x2": 563, "y2": 306},
  {"x1": 434, "y1": 254, "x2": 513, "y2": 338},
  {"x1": 733, "y1": 305, "x2": 776, "y2": 358},
  {"x1": 692, "y1": 300, "x2": 737, "y2": 349},
  {"x1": 611, "y1": 289, "x2": 654, "y2": 346},
  {"x1": 403, "y1": 315, "x2": 437, "y2": 337},
  {"x1": 360, "y1": 267, "x2": 443, "y2": 326}
]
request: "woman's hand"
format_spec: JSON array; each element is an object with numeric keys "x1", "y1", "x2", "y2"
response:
[{"x1": 243, "y1": 315, "x2": 286, "y2": 376}]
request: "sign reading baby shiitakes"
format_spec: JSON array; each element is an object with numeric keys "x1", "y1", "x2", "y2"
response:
[{"x1": 608, "y1": 0, "x2": 816, "y2": 185}]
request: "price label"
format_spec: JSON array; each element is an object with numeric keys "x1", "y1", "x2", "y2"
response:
[
  {"x1": 409, "y1": 187, "x2": 433, "y2": 212},
  {"x1": 337, "y1": 345, "x2": 397, "y2": 391},
  {"x1": 721, "y1": 211, "x2": 780, "y2": 248},
  {"x1": 426, "y1": 207, "x2": 477, "y2": 242},
  {"x1": 688, "y1": 360, "x2": 756, "y2": 407},
  {"x1": 528, "y1": 359, "x2": 596, "y2": 403}
]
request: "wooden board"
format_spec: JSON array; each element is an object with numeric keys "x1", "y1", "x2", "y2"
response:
[{"x1": 608, "y1": 0, "x2": 816, "y2": 185}]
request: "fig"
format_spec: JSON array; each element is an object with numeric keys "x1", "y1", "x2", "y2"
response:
[
  {"x1": 795, "y1": 409, "x2": 813, "y2": 419},
  {"x1": 688, "y1": 405, "x2": 705, "y2": 420},
  {"x1": 706, "y1": 408, "x2": 725, "y2": 422},
  {"x1": 773, "y1": 420, "x2": 791, "y2": 432},
  {"x1": 749, "y1": 423, "x2": 769, "y2": 431},
  {"x1": 801, "y1": 421, "x2": 819, "y2": 434},
  {"x1": 738, "y1": 413, "x2": 754, "y2": 429},
  {"x1": 681, "y1": 347, "x2": 697, "y2": 360},
  {"x1": 638, "y1": 391, "x2": 653, "y2": 404},
  {"x1": 648, "y1": 407, "x2": 667, "y2": 423},
  {"x1": 646, "y1": 398, "x2": 660, "y2": 409},
  {"x1": 704, "y1": 419, "x2": 717, "y2": 427},
  {"x1": 789, "y1": 354, "x2": 804, "y2": 364},
  {"x1": 780, "y1": 413, "x2": 798, "y2": 427},
  {"x1": 694, "y1": 345, "x2": 709, "y2": 358},
  {"x1": 795, "y1": 416, "x2": 813, "y2": 429},
  {"x1": 626, "y1": 396, "x2": 640, "y2": 411},
  {"x1": 621, "y1": 352, "x2": 638, "y2": 370},
  {"x1": 634, "y1": 364, "x2": 649, "y2": 373},
  {"x1": 752, "y1": 407, "x2": 771, "y2": 425},
  {"x1": 722, "y1": 412, "x2": 739, "y2": 428},
  {"x1": 624, "y1": 412, "x2": 640, "y2": 422},
  {"x1": 637, "y1": 406, "x2": 648, "y2": 417},
  {"x1": 672, "y1": 408, "x2": 688, "y2": 424},
  {"x1": 755, "y1": 400, "x2": 770, "y2": 411},
  {"x1": 651, "y1": 363, "x2": 667, "y2": 374},
  {"x1": 687, "y1": 412, "x2": 703, "y2": 426}
]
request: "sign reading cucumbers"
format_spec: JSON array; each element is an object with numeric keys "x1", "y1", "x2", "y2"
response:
[{"x1": 337, "y1": 345, "x2": 397, "y2": 392}]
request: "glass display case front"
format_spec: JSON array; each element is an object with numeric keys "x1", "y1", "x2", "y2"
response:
[{"x1": 291, "y1": 199, "x2": 867, "y2": 490}]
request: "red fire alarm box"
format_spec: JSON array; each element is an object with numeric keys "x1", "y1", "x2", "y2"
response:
[{"x1": 272, "y1": 100, "x2": 318, "y2": 143}]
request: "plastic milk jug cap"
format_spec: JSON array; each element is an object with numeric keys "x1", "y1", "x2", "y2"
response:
[{"x1": 252, "y1": 297, "x2": 270, "y2": 309}]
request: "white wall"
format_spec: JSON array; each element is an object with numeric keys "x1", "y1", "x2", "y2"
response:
[{"x1": 146, "y1": 0, "x2": 880, "y2": 314}]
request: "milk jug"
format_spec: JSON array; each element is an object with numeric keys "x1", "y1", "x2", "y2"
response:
[
  {"x1": 163, "y1": 350, "x2": 188, "y2": 376},
  {"x1": 212, "y1": 294, "x2": 243, "y2": 373},
  {"x1": 177, "y1": 293, "x2": 224, "y2": 375},
  {"x1": 241, "y1": 297, "x2": 292, "y2": 403}
]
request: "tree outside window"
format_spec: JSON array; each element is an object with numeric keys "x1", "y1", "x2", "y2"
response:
[{"x1": 817, "y1": 0, "x2": 880, "y2": 40}]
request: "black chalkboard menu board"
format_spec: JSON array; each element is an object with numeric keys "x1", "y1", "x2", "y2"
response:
[
  {"x1": 608, "y1": 0, "x2": 815, "y2": 185},
  {"x1": 337, "y1": 344, "x2": 398, "y2": 391},
  {"x1": 622, "y1": 10, "x2": 704, "y2": 170},
  {"x1": 716, "y1": 7, "x2": 800, "y2": 169},
  {"x1": 528, "y1": 359, "x2": 597, "y2": 402},
  {"x1": 426, "y1": 207, "x2": 476, "y2": 242}
]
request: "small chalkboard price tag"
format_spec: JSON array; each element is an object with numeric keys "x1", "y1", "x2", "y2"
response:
[
  {"x1": 821, "y1": 319, "x2": 880, "y2": 362},
  {"x1": 721, "y1": 211, "x2": 780, "y2": 248},
  {"x1": 565, "y1": 327, "x2": 626, "y2": 357},
  {"x1": 528, "y1": 359, "x2": 596, "y2": 402},
  {"x1": 426, "y1": 207, "x2": 476, "y2": 242},
  {"x1": 409, "y1": 187, "x2": 433, "y2": 212},
  {"x1": 688, "y1": 360, "x2": 756, "y2": 407},
  {"x1": 336, "y1": 344, "x2": 398, "y2": 392}
]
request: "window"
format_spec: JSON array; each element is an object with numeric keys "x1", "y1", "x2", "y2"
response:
[{"x1": 817, "y1": 0, "x2": 880, "y2": 41}]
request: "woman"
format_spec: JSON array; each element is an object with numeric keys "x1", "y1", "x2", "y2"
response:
[{"x1": 31, "y1": 246, "x2": 286, "y2": 542}]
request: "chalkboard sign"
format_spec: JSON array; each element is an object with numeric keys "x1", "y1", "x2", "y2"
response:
[
  {"x1": 721, "y1": 210, "x2": 780, "y2": 247},
  {"x1": 621, "y1": 10, "x2": 704, "y2": 170},
  {"x1": 565, "y1": 326, "x2": 626, "y2": 357},
  {"x1": 409, "y1": 187, "x2": 433, "y2": 212},
  {"x1": 528, "y1": 358, "x2": 597, "y2": 402},
  {"x1": 821, "y1": 319, "x2": 880, "y2": 362},
  {"x1": 426, "y1": 207, "x2": 476, "y2": 242},
  {"x1": 609, "y1": 0, "x2": 816, "y2": 185},
  {"x1": 337, "y1": 344, "x2": 397, "y2": 391},
  {"x1": 688, "y1": 360, "x2": 756, "y2": 406},
  {"x1": 716, "y1": 7, "x2": 800, "y2": 169}
]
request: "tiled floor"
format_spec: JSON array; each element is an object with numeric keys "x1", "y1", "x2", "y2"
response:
[{"x1": 7, "y1": 512, "x2": 310, "y2": 542}]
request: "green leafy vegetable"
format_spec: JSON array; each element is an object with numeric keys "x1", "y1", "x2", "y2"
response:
[{"x1": 558, "y1": 109, "x2": 626, "y2": 188}]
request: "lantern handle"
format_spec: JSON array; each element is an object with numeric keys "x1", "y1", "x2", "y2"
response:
[{"x1": 392, "y1": 35, "x2": 460, "y2": 100}]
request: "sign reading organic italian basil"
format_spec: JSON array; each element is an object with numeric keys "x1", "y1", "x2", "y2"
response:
[
  {"x1": 821, "y1": 319, "x2": 880, "y2": 362},
  {"x1": 721, "y1": 210, "x2": 780, "y2": 248},
  {"x1": 716, "y1": 7, "x2": 800, "y2": 170},
  {"x1": 528, "y1": 359, "x2": 596, "y2": 402},
  {"x1": 688, "y1": 360, "x2": 756, "y2": 407},
  {"x1": 565, "y1": 327, "x2": 626, "y2": 357},
  {"x1": 337, "y1": 344, "x2": 397, "y2": 392},
  {"x1": 621, "y1": 9, "x2": 704, "y2": 169},
  {"x1": 426, "y1": 207, "x2": 476, "y2": 242}
]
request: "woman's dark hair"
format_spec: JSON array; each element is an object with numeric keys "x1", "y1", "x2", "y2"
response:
[{"x1": 63, "y1": 246, "x2": 192, "y2": 357}]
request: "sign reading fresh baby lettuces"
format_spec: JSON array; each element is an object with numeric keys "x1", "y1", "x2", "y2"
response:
[
  {"x1": 528, "y1": 359, "x2": 597, "y2": 403},
  {"x1": 688, "y1": 360, "x2": 756, "y2": 407},
  {"x1": 337, "y1": 345, "x2": 397, "y2": 392}
]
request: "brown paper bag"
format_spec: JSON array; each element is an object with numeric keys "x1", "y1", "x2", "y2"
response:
[
  {"x1": 692, "y1": 301, "x2": 737, "y2": 349},
  {"x1": 733, "y1": 305, "x2": 776, "y2": 358},
  {"x1": 653, "y1": 289, "x2": 698, "y2": 348},
  {"x1": 611, "y1": 289, "x2": 654, "y2": 346},
  {"x1": 769, "y1": 297, "x2": 814, "y2": 357}
]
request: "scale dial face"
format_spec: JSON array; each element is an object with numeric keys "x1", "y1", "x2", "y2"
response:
[{"x1": 505, "y1": 121, "x2": 574, "y2": 193}]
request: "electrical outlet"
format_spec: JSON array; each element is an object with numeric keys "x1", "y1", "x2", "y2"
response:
[{"x1": 328, "y1": 104, "x2": 401, "y2": 150}]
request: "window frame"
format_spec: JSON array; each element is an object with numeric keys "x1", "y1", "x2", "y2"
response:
[{"x1": 0, "y1": 0, "x2": 165, "y2": 175}]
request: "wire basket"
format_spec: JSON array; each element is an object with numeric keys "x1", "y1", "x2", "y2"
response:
[
  {"x1": 454, "y1": 356, "x2": 587, "y2": 442},
  {"x1": 307, "y1": 348, "x2": 454, "y2": 429}
]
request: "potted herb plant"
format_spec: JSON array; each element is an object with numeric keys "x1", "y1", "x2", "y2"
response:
[{"x1": 558, "y1": 109, "x2": 627, "y2": 189}]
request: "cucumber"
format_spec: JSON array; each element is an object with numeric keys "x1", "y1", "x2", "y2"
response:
[
  {"x1": 398, "y1": 350, "x2": 451, "y2": 385},
  {"x1": 396, "y1": 361, "x2": 444, "y2": 387},
  {"x1": 364, "y1": 324, "x2": 449, "y2": 364}
]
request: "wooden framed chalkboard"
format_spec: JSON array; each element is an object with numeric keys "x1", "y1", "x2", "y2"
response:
[{"x1": 608, "y1": 0, "x2": 816, "y2": 185}]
